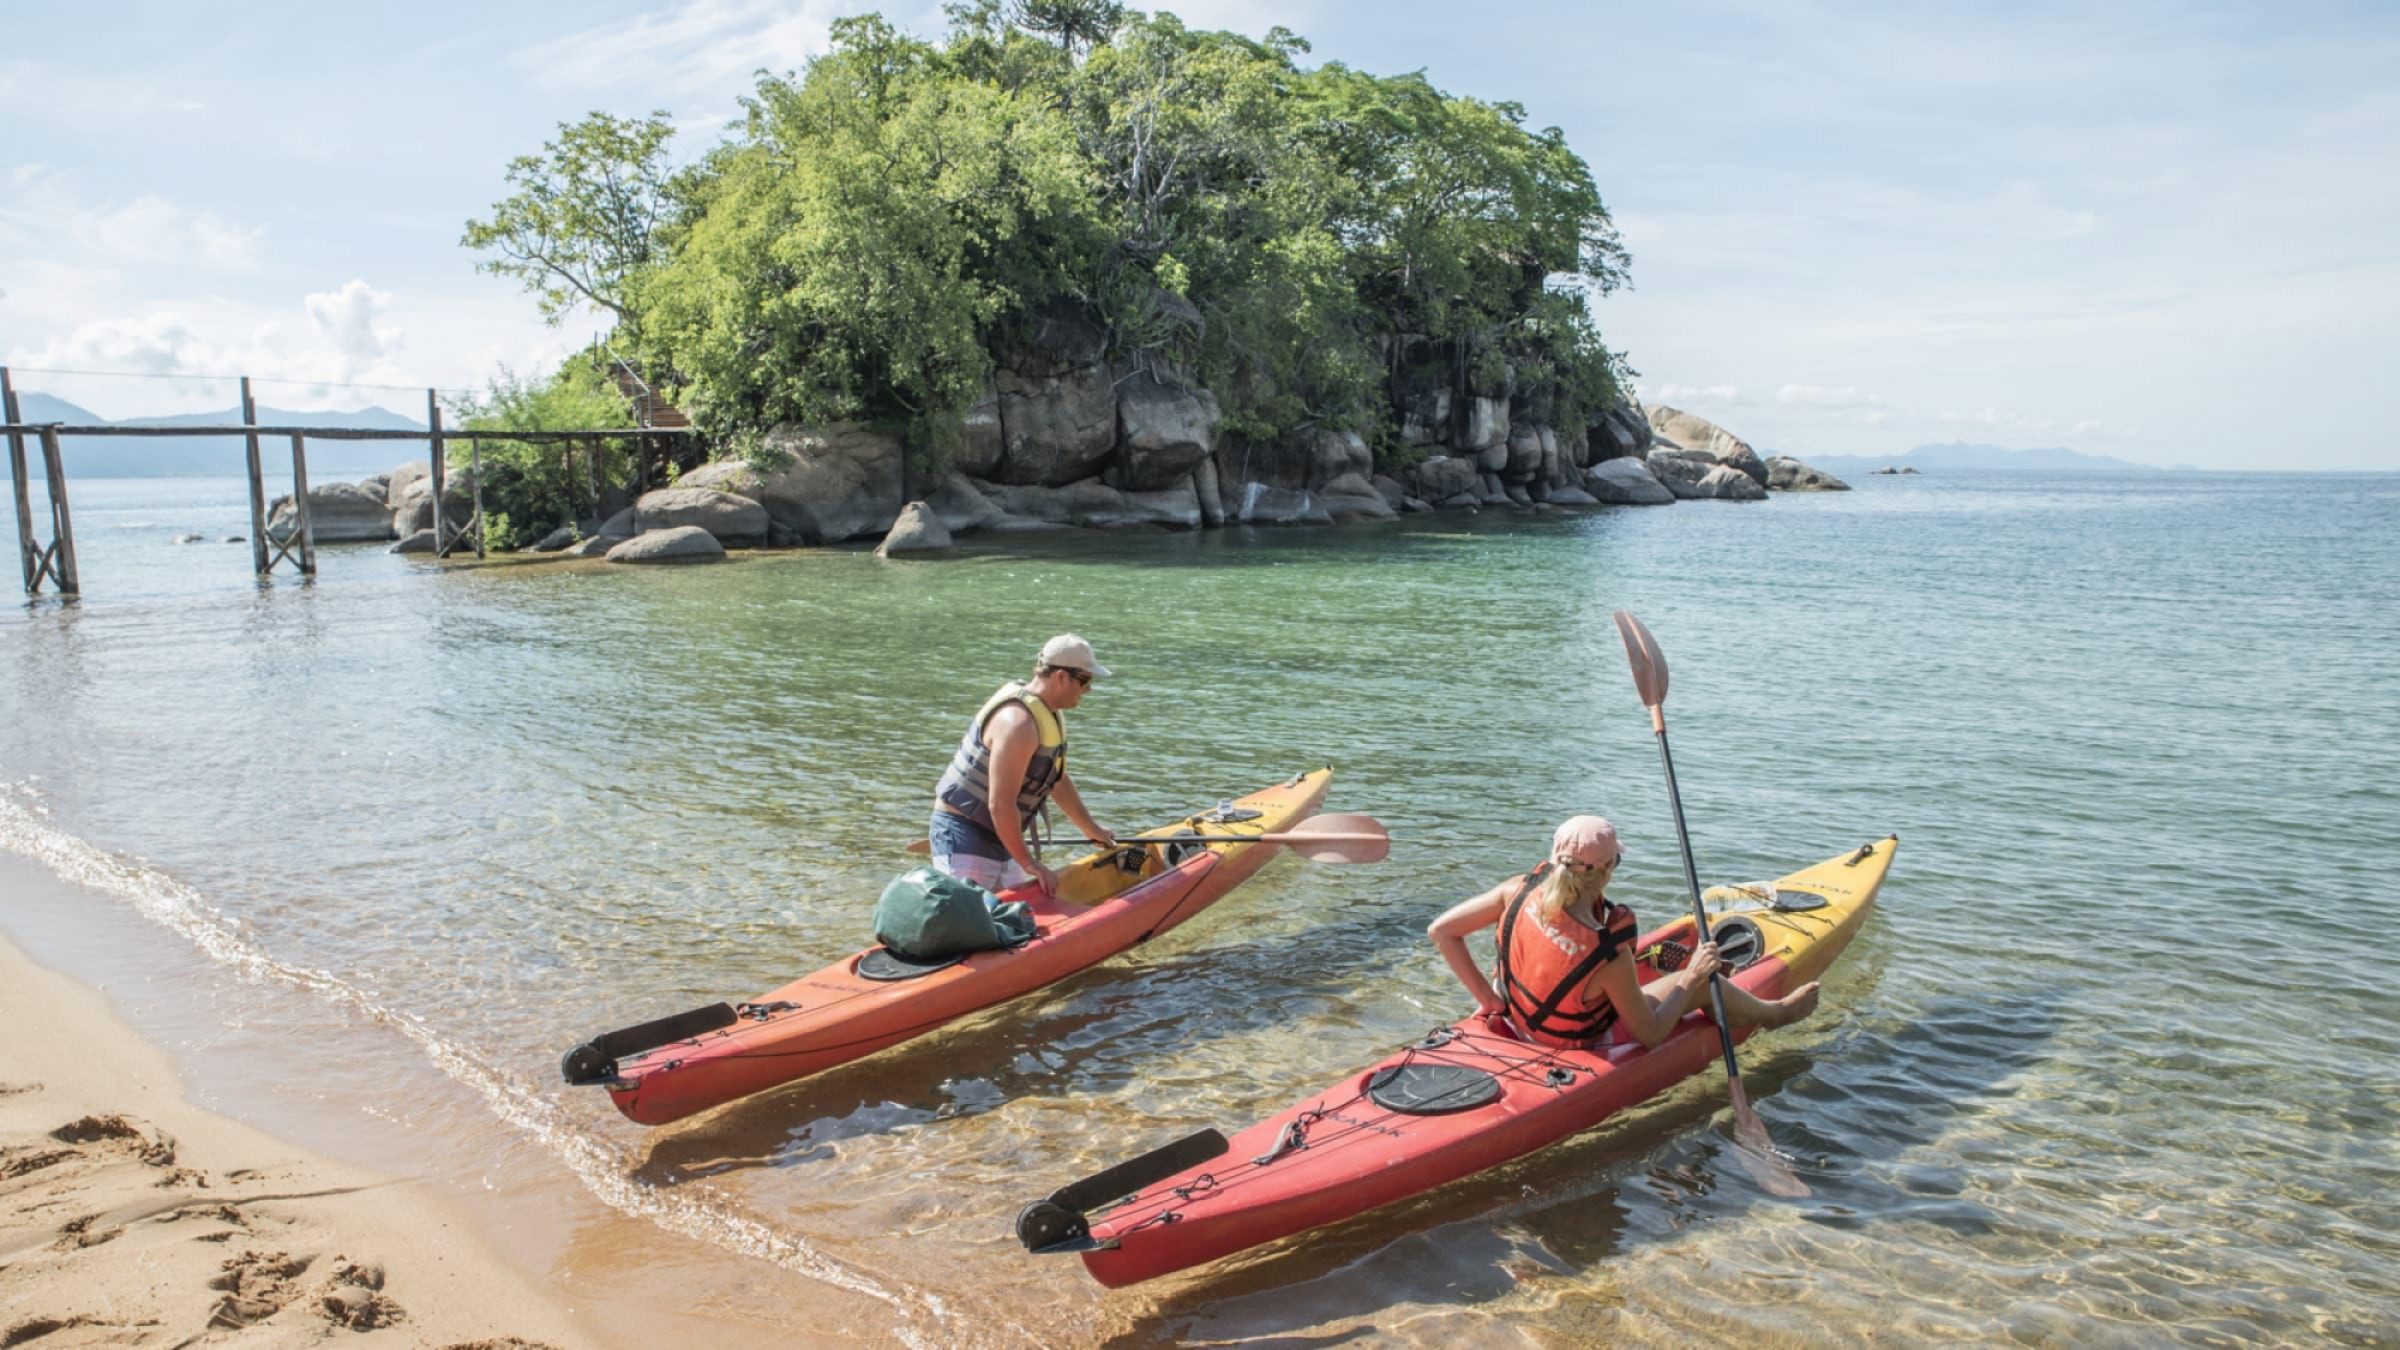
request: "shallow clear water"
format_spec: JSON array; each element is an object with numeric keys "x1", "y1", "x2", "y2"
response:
[{"x1": 4, "y1": 472, "x2": 2397, "y2": 1345}]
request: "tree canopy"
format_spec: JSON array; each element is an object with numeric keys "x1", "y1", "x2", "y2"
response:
[{"x1": 466, "y1": 8, "x2": 1631, "y2": 463}]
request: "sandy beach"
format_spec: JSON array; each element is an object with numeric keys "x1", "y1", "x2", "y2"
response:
[{"x1": 0, "y1": 930, "x2": 591, "y2": 1349}]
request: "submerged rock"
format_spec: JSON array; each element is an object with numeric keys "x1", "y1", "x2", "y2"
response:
[
  {"x1": 268, "y1": 481, "x2": 399, "y2": 543},
  {"x1": 1766, "y1": 456, "x2": 1851, "y2": 491}
]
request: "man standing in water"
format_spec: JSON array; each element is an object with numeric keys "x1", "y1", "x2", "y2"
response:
[{"x1": 930, "y1": 634, "x2": 1118, "y2": 897}]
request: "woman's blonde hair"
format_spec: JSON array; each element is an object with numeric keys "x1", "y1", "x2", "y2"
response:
[{"x1": 1538, "y1": 858, "x2": 1609, "y2": 916}]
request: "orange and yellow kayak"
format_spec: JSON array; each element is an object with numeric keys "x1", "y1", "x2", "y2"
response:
[{"x1": 566, "y1": 768, "x2": 1334, "y2": 1126}]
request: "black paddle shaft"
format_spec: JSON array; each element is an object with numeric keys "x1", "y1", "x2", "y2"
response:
[{"x1": 1653, "y1": 726, "x2": 1743, "y2": 1084}]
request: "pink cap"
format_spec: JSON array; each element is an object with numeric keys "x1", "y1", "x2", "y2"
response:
[{"x1": 1552, "y1": 815, "x2": 1621, "y2": 868}]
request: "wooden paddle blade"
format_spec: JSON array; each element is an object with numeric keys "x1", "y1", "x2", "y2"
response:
[
  {"x1": 1725, "y1": 1076, "x2": 1812, "y2": 1198},
  {"x1": 1613, "y1": 609, "x2": 1670, "y2": 709},
  {"x1": 1285, "y1": 812, "x2": 1389, "y2": 863},
  {"x1": 905, "y1": 838, "x2": 931, "y2": 856}
]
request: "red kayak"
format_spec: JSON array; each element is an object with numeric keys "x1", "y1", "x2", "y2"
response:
[
  {"x1": 1017, "y1": 836, "x2": 1896, "y2": 1286},
  {"x1": 564, "y1": 768, "x2": 1334, "y2": 1126}
]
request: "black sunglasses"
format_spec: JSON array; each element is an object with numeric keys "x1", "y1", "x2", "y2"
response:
[{"x1": 1047, "y1": 666, "x2": 1092, "y2": 687}]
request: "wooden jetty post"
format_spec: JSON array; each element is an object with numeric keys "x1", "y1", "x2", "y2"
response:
[
  {"x1": 469, "y1": 437, "x2": 486, "y2": 558},
  {"x1": 283, "y1": 434, "x2": 317, "y2": 575},
  {"x1": 426, "y1": 389, "x2": 446, "y2": 557},
  {"x1": 34, "y1": 426, "x2": 79, "y2": 596},
  {"x1": 4, "y1": 367, "x2": 37, "y2": 592},
  {"x1": 240, "y1": 377, "x2": 270, "y2": 575}
]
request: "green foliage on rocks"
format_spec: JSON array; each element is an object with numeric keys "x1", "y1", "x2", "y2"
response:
[
  {"x1": 468, "y1": 7, "x2": 1632, "y2": 465},
  {"x1": 448, "y1": 360, "x2": 640, "y2": 551}
]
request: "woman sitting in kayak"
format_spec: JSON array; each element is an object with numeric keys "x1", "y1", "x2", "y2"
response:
[{"x1": 1428, "y1": 815, "x2": 1819, "y2": 1049}]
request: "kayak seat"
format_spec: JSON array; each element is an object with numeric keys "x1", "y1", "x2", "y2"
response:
[
  {"x1": 857, "y1": 947, "x2": 968, "y2": 981},
  {"x1": 1367, "y1": 1063, "x2": 1502, "y2": 1115}
]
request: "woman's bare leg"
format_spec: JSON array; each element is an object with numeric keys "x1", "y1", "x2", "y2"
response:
[{"x1": 1641, "y1": 975, "x2": 1820, "y2": 1028}]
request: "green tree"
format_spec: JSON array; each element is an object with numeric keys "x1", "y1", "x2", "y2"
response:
[
  {"x1": 449, "y1": 359, "x2": 639, "y2": 550},
  {"x1": 462, "y1": 111, "x2": 680, "y2": 333}
]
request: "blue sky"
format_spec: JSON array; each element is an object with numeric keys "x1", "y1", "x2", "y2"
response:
[{"x1": 4, "y1": 0, "x2": 2394, "y2": 468}]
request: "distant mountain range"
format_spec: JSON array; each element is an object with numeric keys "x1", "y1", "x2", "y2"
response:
[
  {"x1": 10, "y1": 393, "x2": 429, "y2": 478},
  {"x1": 1799, "y1": 442, "x2": 2174, "y2": 476}
]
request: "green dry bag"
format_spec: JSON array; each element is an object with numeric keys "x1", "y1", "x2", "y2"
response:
[{"x1": 873, "y1": 865, "x2": 1036, "y2": 961}]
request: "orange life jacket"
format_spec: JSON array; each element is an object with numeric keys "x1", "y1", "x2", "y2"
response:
[{"x1": 1495, "y1": 862, "x2": 1640, "y2": 1048}]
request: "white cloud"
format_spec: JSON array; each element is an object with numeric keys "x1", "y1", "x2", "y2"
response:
[
  {"x1": 93, "y1": 195, "x2": 263, "y2": 269},
  {"x1": 304, "y1": 280, "x2": 405, "y2": 371},
  {"x1": 1646, "y1": 383, "x2": 1744, "y2": 405},
  {"x1": 9, "y1": 282, "x2": 414, "y2": 413},
  {"x1": 1776, "y1": 384, "x2": 1883, "y2": 408},
  {"x1": 519, "y1": 0, "x2": 848, "y2": 97}
]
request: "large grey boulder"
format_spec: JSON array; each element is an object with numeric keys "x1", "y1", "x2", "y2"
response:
[
  {"x1": 389, "y1": 528, "x2": 437, "y2": 554},
  {"x1": 875, "y1": 501, "x2": 955, "y2": 556},
  {"x1": 1647, "y1": 405, "x2": 1766, "y2": 484},
  {"x1": 635, "y1": 487, "x2": 769, "y2": 546},
  {"x1": 267, "y1": 481, "x2": 398, "y2": 542},
  {"x1": 995, "y1": 364, "x2": 1117, "y2": 485},
  {"x1": 1318, "y1": 472, "x2": 1398, "y2": 521},
  {"x1": 1692, "y1": 464, "x2": 1769, "y2": 501},
  {"x1": 1116, "y1": 372, "x2": 1222, "y2": 490},
  {"x1": 1645, "y1": 450, "x2": 1719, "y2": 499},
  {"x1": 385, "y1": 461, "x2": 427, "y2": 509},
  {"x1": 1503, "y1": 424, "x2": 1545, "y2": 481},
  {"x1": 561, "y1": 534, "x2": 621, "y2": 558},
  {"x1": 390, "y1": 468, "x2": 477, "y2": 536},
  {"x1": 530, "y1": 525, "x2": 579, "y2": 552},
  {"x1": 754, "y1": 424, "x2": 906, "y2": 542},
  {"x1": 1404, "y1": 456, "x2": 1480, "y2": 503},
  {"x1": 1585, "y1": 457, "x2": 1675, "y2": 505},
  {"x1": 1548, "y1": 484, "x2": 1601, "y2": 506},
  {"x1": 1371, "y1": 473, "x2": 1409, "y2": 510},
  {"x1": 606, "y1": 526, "x2": 726, "y2": 564},
  {"x1": 1766, "y1": 456, "x2": 1852, "y2": 491},
  {"x1": 679, "y1": 459, "x2": 816, "y2": 543},
  {"x1": 1301, "y1": 428, "x2": 1372, "y2": 488}
]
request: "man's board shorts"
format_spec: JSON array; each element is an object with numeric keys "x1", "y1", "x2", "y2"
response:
[{"x1": 928, "y1": 809, "x2": 1034, "y2": 892}]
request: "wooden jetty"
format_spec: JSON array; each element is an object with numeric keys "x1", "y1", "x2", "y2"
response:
[{"x1": 3, "y1": 367, "x2": 691, "y2": 598}]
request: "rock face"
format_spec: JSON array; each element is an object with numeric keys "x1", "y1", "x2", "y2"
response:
[
  {"x1": 1115, "y1": 372, "x2": 1222, "y2": 490},
  {"x1": 1766, "y1": 456, "x2": 1851, "y2": 491},
  {"x1": 606, "y1": 526, "x2": 726, "y2": 564},
  {"x1": 1585, "y1": 457, "x2": 1675, "y2": 505},
  {"x1": 1593, "y1": 404, "x2": 1653, "y2": 461},
  {"x1": 267, "y1": 481, "x2": 397, "y2": 542},
  {"x1": 634, "y1": 487, "x2": 770, "y2": 546},
  {"x1": 1403, "y1": 456, "x2": 1479, "y2": 504},
  {"x1": 1647, "y1": 405, "x2": 1766, "y2": 484},
  {"x1": 530, "y1": 525, "x2": 579, "y2": 552},
  {"x1": 875, "y1": 501, "x2": 955, "y2": 556},
  {"x1": 755, "y1": 424, "x2": 905, "y2": 542},
  {"x1": 389, "y1": 528, "x2": 436, "y2": 554}
]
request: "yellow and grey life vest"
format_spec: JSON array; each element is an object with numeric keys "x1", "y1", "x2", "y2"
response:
[{"x1": 934, "y1": 681, "x2": 1067, "y2": 836}]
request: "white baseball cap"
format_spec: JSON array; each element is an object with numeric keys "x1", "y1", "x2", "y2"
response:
[{"x1": 1038, "y1": 633, "x2": 1111, "y2": 678}]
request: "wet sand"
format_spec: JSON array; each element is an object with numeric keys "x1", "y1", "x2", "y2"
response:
[{"x1": 0, "y1": 930, "x2": 592, "y2": 1349}]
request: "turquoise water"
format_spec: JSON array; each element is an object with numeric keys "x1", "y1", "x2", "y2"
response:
[{"x1": 3, "y1": 473, "x2": 2396, "y2": 1344}]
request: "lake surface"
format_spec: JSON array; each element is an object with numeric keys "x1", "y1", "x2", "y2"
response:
[{"x1": 4, "y1": 472, "x2": 2396, "y2": 1345}]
